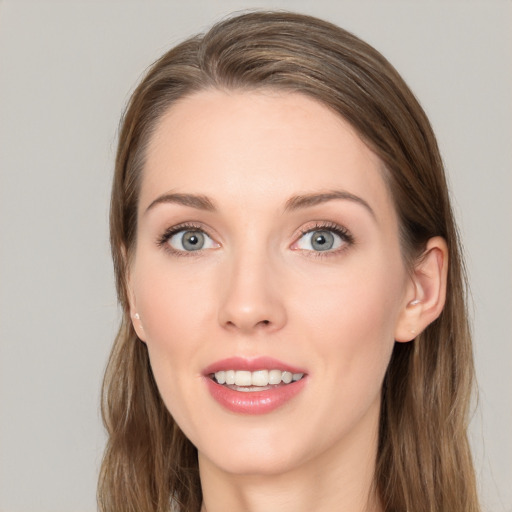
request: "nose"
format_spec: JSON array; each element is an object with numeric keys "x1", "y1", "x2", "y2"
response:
[{"x1": 217, "y1": 250, "x2": 287, "y2": 334}]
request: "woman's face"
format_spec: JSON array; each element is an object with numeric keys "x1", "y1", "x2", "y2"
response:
[{"x1": 129, "y1": 90, "x2": 414, "y2": 476}]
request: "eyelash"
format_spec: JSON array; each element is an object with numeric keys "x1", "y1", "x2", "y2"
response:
[
  {"x1": 156, "y1": 222, "x2": 210, "y2": 257},
  {"x1": 296, "y1": 221, "x2": 355, "y2": 258},
  {"x1": 156, "y1": 221, "x2": 354, "y2": 257}
]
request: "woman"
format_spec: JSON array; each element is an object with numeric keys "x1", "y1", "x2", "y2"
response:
[{"x1": 99, "y1": 11, "x2": 480, "y2": 512}]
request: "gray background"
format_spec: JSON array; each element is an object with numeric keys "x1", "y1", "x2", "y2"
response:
[{"x1": 0, "y1": 1, "x2": 510, "y2": 511}]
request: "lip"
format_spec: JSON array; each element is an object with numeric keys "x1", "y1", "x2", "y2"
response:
[
  {"x1": 203, "y1": 357, "x2": 308, "y2": 415},
  {"x1": 203, "y1": 356, "x2": 306, "y2": 375}
]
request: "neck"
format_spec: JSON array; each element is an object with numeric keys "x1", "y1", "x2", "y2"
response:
[{"x1": 199, "y1": 401, "x2": 383, "y2": 512}]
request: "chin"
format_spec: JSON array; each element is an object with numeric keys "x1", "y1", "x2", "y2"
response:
[
  {"x1": 201, "y1": 446, "x2": 302, "y2": 477},
  {"x1": 195, "y1": 421, "x2": 315, "y2": 477}
]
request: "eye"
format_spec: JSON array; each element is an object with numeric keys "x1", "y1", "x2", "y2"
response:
[
  {"x1": 292, "y1": 224, "x2": 353, "y2": 253},
  {"x1": 296, "y1": 230, "x2": 341, "y2": 251},
  {"x1": 167, "y1": 229, "x2": 218, "y2": 252}
]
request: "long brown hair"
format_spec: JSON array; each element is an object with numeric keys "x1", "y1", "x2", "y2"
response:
[{"x1": 99, "y1": 11, "x2": 479, "y2": 512}]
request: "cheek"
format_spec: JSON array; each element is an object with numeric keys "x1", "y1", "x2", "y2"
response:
[
  {"x1": 134, "y1": 264, "x2": 212, "y2": 351},
  {"x1": 131, "y1": 256, "x2": 209, "y2": 371},
  {"x1": 132, "y1": 266, "x2": 210, "y2": 426},
  {"x1": 305, "y1": 292, "x2": 396, "y2": 381},
  {"x1": 294, "y1": 255, "x2": 405, "y2": 385}
]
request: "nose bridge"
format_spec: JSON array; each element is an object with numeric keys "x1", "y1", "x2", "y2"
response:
[{"x1": 217, "y1": 239, "x2": 286, "y2": 333}]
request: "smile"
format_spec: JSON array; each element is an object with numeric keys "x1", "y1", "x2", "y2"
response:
[
  {"x1": 211, "y1": 369, "x2": 304, "y2": 390},
  {"x1": 203, "y1": 357, "x2": 308, "y2": 414}
]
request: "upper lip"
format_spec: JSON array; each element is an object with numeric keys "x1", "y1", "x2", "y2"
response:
[{"x1": 203, "y1": 356, "x2": 306, "y2": 376}]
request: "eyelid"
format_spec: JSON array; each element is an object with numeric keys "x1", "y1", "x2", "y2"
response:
[
  {"x1": 156, "y1": 222, "x2": 220, "y2": 256},
  {"x1": 156, "y1": 220, "x2": 353, "y2": 257},
  {"x1": 290, "y1": 221, "x2": 354, "y2": 255}
]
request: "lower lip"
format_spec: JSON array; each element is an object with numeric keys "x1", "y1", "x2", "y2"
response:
[{"x1": 204, "y1": 376, "x2": 307, "y2": 414}]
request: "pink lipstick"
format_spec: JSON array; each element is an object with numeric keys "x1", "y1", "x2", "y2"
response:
[{"x1": 203, "y1": 357, "x2": 307, "y2": 414}]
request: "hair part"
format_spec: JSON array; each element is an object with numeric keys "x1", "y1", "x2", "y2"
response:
[{"x1": 100, "y1": 11, "x2": 479, "y2": 512}]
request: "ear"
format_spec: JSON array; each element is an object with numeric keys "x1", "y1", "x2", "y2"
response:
[
  {"x1": 124, "y1": 251, "x2": 147, "y2": 343},
  {"x1": 394, "y1": 236, "x2": 448, "y2": 342}
]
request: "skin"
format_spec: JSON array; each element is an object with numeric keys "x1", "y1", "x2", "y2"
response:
[{"x1": 128, "y1": 89, "x2": 447, "y2": 512}]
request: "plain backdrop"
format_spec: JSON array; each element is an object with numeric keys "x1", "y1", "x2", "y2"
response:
[{"x1": 0, "y1": 1, "x2": 510, "y2": 511}]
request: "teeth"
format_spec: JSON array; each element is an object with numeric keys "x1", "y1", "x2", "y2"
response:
[
  {"x1": 214, "y1": 369, "x2": 304, "y2": 387},
  {"x1": 234, "y1": 370, "x2": 252, "y2": 386},
  {"x1": 268, "y1": 369, "x2": 282, "y2": 385},
  {"x1": 282, "y1": 371, "x2": 293, "y2": 384},
  {"x1": 252, "y1": 370, "x2": 269, "y2": 386}
]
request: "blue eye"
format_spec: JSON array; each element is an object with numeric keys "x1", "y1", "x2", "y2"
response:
[
  {"x1": 168, "y1": 229, "x2": 217, "y2": 252},
  {"x1": 294, "y1": 227, "x2": 349, "y2": 252}
]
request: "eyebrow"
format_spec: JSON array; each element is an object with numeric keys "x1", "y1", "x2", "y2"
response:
[
  {"x1": 144, "y1": 189, "x2": 375, "y2": 218},
  {"x1": 284, "y1": 190, "x2": 376, "y2": 218},
  {"x1": 145, "y1": 193, "x2": 216, "y2": 214}
]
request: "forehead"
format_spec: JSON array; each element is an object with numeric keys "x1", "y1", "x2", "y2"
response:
[{"x1": 140, "y1": 89, "x2": 394, "y2": 218}]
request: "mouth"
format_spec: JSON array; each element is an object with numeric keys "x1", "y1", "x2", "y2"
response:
[
  {"x1": 209, "y1": 369, "x2": 305, "y2": 392},
  {"x1": 203, "y1": 357, "x2": 308, "y2": 414}
]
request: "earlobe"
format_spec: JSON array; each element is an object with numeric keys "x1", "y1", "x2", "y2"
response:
[
  {"x1": 126, "y1": 266, "x2": 147, "y2": 343},
  {"x1": 394, "y1": 236, "x2": 448, "y2": 342},
  {"x1": 131, "y1": 311, "x2": 146, "y2": 342}
]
